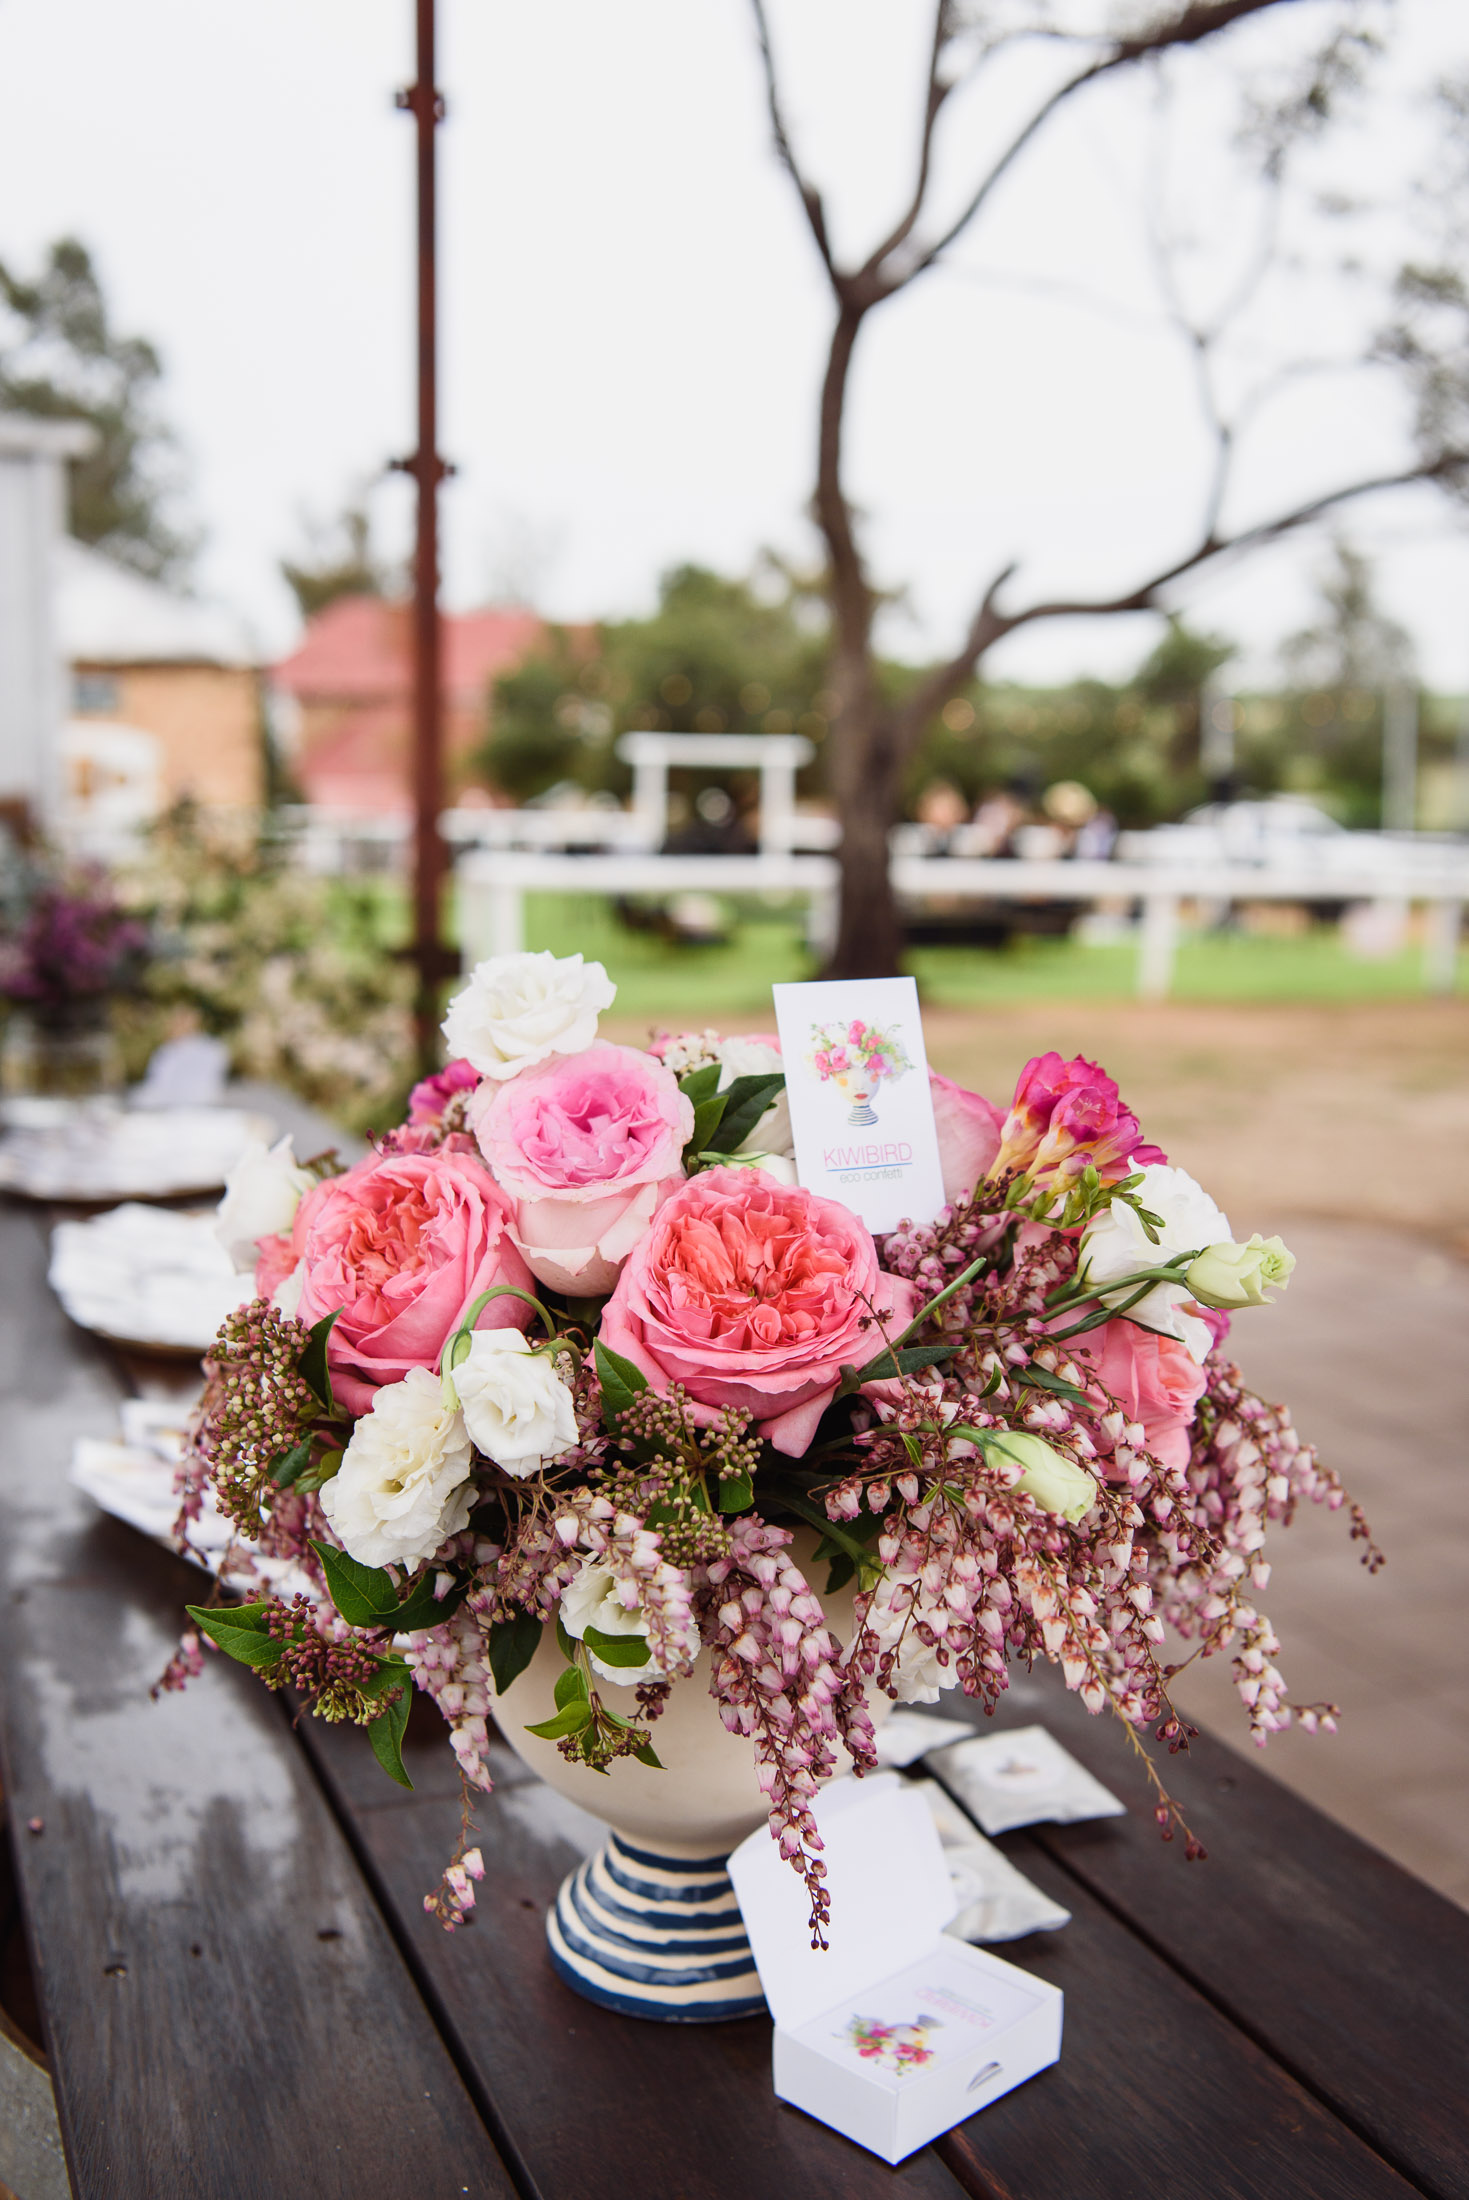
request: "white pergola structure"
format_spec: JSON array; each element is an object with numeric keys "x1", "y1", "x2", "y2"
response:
[{"x1": 616, "y1": 730, "x2": 815, "y2": 854}]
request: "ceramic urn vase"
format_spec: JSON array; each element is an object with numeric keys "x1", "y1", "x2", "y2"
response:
[{"x1": 491, "y1": 1534, "x2": 887, "y2": 2023}]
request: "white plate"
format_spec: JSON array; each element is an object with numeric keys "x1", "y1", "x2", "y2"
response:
[
  {"x1": 48, "y1": 1202, "x2": 256, "y2": 1353},
  {"x1": 0, "y1": 1102, "x2": 275, "y2": 1202}
]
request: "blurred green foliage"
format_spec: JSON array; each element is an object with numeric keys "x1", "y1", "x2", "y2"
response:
[{"x1": 476, "y1": 559, "x2": 1465, "y2": 834}]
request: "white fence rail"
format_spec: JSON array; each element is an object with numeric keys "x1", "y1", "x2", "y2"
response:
[{"x1": 456, "y1": 847, "x2": 1467, "y2": 1000}]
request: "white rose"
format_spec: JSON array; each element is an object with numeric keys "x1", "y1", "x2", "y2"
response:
[
  {"x1": 273, "y1": 1259, "x2": 307, "y2": 1319},
  {"x1": 560, "y1": 1557, "x2": 659, "y2": 1683},
  {"x1": 441, "y1": 950, "x2": 616, "y2": 1082},
  {"x1": 451, "y1": 1330, "x2": 579, "y2": 1477},
  {"x1": 1079, "y1": 1163, "x2": 1232, "y2": 1365},
  {"x1": 716, "y1": 1035, "x2": 794, "y2": 1159},
  {"x1": 214, "y1": 1134, "x2": 313, "y2": 1274},
  {"x1": 319, "y1": 1367, "x2": 474, "y2": 1571},
  {"x1": 863, "y1": 1573, "x2": 959, "y2": 1705}
]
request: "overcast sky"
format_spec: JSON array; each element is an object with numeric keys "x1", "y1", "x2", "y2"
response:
[{"x1": 1, "y1": 0, "x2": 1466, "y2": 687}]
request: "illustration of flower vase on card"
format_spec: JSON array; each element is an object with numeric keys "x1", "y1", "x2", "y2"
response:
[
  {"x1": 809, "y1": 1019, "x2": 912, "y2": 1126},
  {"x1": 845, "y1": 2015, "x2": 942, "y2": 2076}
]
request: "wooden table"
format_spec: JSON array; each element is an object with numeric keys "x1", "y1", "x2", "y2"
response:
[{"x1": 0, "y1": 1192, "x2": 1466, "y2": 2200}]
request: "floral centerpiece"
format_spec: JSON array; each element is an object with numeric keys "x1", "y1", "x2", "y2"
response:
[{"x1": 174, "y1": 950, "x2": 1376, "y2": 2016}]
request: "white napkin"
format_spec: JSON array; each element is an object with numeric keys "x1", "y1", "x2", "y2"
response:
[
  {"x1": 49, "y1": 1203, "x2": 254, "y2": 1349},
  {"x1": 70, "y1": 1397, "x2": 313, "y2": 1601},
  {"x1": 0, "y1": 1103, "x2": 272, "y2": 1200}
]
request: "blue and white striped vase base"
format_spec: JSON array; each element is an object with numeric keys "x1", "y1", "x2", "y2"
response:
[{"x1": 546, "y1": 1833, "x2": 767, "y2": 2023}]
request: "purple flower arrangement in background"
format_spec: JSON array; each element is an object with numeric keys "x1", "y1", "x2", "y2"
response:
[{"x1": 0, "y1": 873, "x2": 149, "y2": 1026}]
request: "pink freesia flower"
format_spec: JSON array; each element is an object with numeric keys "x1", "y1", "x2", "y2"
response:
[
  {"x1": 927, "y1": 1071, "x2": 1004, "y2": 1205},
  {"x1": 1079, "y1": 1318, "x2": 1208, "y2": 1473},
  {"x1": 290, "y1": 1147, "x2": 533, "y2": 1414},
  {"x1": 474, "y1": 1042, "x2": 694, "y2": 1296},
  {"x1": 409, "y1": 1056, "x2": 480, "y2": 1125},
  {"x1": 599, "y1": 1166, "x2": 919, "y2": 1456},
  {"x1": 989, "y1": 1052, "x2": 1165, "y2": 1190}
]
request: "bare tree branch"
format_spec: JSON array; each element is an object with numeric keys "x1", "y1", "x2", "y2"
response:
[
  {"x1": 891, "y1": 0, "x2": 1299, "y2": 294},
  {"x1": 854, "y1": 0, "x2": 956, "y2": 287},
  {"x1": 895, "y1": 450, "x2": 1468, "y2": 746},
  {"x1": 749, "y1": 0, "x2": 836, "y2": 277}
]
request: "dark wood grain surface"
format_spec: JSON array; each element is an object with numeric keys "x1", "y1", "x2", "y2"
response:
[
  {"x1": 302, "y1": 1715, "x2": 981, "y2": 2200},
  {"x1": 981, "y1": 1666, "x2": 1469, "y2": 2200},
  {"x1": 0, "y1": 1206, "x2": 510, "y2": 2200},
  {"x1": 1, "y1": 1178, "x2": 1462, "y2": 2200}
]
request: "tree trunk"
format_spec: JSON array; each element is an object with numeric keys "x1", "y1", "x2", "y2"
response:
[{"x1": 823, "y1": 693, "x2": 906, "y2": 978}]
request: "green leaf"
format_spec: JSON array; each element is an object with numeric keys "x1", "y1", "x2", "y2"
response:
[
  {"x1": 186, "y1": 1600, "x2": 282, "y2": 1670},
  {"x1": 824, "y1": 1554, "x2": 856, "y2": 1595},
  {"x1": 309, "y1": 1539, "x2": 399, "y2": 1629},
  {"x1": 388, "y1": 1569, "x2": 469, "y2": 1635},
  {"x1": 677, "y1": 1062, "x2": 722, "y2": 1106},
  {"x1": 594, "y1": 1339, "x2": 649, "y2": 1427},
  {"x1": 583, "y1": 1625, "x2": 654, "y2": 1669},
  {"x1": 361, "y1": 1662, "x2": 413, "y2": 1790},
  {"x1": 706, "y1": 1072, "x2": 785, "y2": 1156},
  {"x1": 269, "y1": 1439, "x2": 315, "y2": 1490},
  {"x1": 554, "y1": 1662, "x2": 591, "y2": 1710},
  {"x1": 298, "y1": 1307, "x2": 343, "y2": 1414},
  {"x1": 716, "y1": 1470, "x2": 754, "y2": 1514},
  {"x1": 487, "y1": 1610, "x2": 544, "y2": 1694},
  {"x1": 685, "y1": 1094, "x2": 729, "y2": 1161},
  {"x1": 525, "y1": 1700, "x2": 593, "y2": 1741},
  {"x1": 851, "y1": 1341, "x2": 957, "y2": 1385},
  {"x1": 633, "y1": 1742, "x2": 664, "y2": 1770},
  {"x1": 555, "y1": 1613, "x2": 575, "y2": 1662}
]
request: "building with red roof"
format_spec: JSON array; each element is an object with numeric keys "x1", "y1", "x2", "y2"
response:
[{"x1": 270, "y1": 594, "x2": 545, "y2": 813}]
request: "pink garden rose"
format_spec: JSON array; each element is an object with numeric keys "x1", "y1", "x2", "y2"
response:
[
  {"x1": 290, "y1": 1147, "x2": 533, "y2": 1415},
  {"x1": 1078, "y1": 1318, "x2": 1208, "y2": 1475},
  {"x1": 254, "y1": 1232, "x2": 300, "y2": 1301},
  {"x1": 990, "y1": 1052, "x2": 1165, "y2": 1191},
  {"x1": 474, "y1": 1043, "x2": 694, "y2": 1296},
  {"x1": 928, "y1": 1071, "x2": 1003, "y2": 1206},
  {"x1": 409, "y1": 1056, "x2": 481, "y2": 1126},
  {"x1": 599, "y1": 1166, "x2": 919, "y2": 1456}
]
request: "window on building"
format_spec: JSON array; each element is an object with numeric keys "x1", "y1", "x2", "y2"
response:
[{"x1": 72, "y1": 671, "x2": 121, "y2": 714}]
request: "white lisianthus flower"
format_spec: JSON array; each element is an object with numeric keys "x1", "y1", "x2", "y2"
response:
[
  {"x1": 1187, "y1": 1234, "x2": 1295, "y2": 1310},
  {"x1": 214, "y1": 1135, "x2": 313, "y2": 1274},
  {"x1": 715, "y1": 1035, "x2": 795, "y2": 1160},
  {"x1": 441, "y1": 951, "x2": 616, "y2": 1081},
  {"x1": 863, "y1": 1572, "x2": 959, "y2": 1705},
  {"x1": 560, "y1": 1557, "x2": 659, "y2": 1683},
  {"x1": 451, "y1": 1330, "x2": 579, "y2": 1477},
  {"x1": 987, "y1": 1431, "x2": 1098, "y2": 1524},
  {"x1": 1079, "y1": 1163, "x2": 1233, "y2": 1365},
  {"x1": 319, "y1": 1366, "x2": 474, "y2": 1571}
]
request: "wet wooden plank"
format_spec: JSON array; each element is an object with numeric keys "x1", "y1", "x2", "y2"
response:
[
  {"x1": 984, "y1": 1667, "x2": 1469, "y2": 2200},
  {"x1": 0, "y1": 1205, "x2": 511, "y2": 2200},
  {"x1": 936, "y1": 1832, "x2": 1422, "y2": 2200},
  {"x1": 302, "y1": 1717, "x2": 983, "y2": 2200}
]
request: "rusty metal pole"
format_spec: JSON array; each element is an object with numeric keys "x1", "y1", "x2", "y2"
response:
[{"x1": 396, "y1": 0, "x2": 450, "y2": 1077}]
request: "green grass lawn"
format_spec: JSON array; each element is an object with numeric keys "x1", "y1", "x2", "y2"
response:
[{"x1": 497, "y1": 892, "x2": 1466, "y2": 1025}]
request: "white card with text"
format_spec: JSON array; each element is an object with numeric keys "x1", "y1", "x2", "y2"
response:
[{"x1": 771, "y1": 977, "x2": 946, "y2": 1234}]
